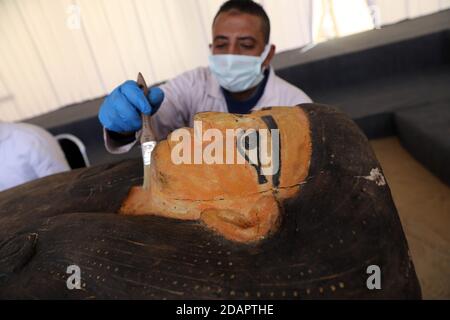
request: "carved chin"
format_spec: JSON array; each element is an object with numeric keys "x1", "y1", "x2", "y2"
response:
[{"x1": 119, "y1": 107, "x2": 312, "y2": 244}]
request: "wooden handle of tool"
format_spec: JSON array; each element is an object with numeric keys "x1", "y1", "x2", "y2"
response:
[
  {"x1": 141, "y1": 114, "x2": 156, "y2": 143},
  {"x1": 137, "y1": 73, "x2": 156, "y2": 143}
]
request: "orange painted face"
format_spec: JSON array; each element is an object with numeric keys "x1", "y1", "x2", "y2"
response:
[{"x1": 120, "y1": 107, "x2": 312, "y2": 243}]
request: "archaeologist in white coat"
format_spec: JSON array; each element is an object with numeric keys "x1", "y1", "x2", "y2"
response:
[
  {"x1": 98, "y1": 0, "x2": 312, "y2": 153},
  {"x1": 0, "y1": 121, "x2": 70, "y2": 192}
]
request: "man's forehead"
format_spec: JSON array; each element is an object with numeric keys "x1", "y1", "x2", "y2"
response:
[{"x1": 212, "y1": 11, "x2": 264, "y2": 39}]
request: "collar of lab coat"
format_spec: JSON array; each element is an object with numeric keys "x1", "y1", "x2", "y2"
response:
[{"x1": 206, "y1": 66, "x2": 276, "y2": 101}]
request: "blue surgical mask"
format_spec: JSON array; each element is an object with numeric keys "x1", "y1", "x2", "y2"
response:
[{"x1": 209, "y1": 45, "x2": 271, "y2": 93}]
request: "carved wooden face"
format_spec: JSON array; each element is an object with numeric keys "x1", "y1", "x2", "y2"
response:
[{"x1": 120, "y1": 107, "x2": 312, "y2": 243}]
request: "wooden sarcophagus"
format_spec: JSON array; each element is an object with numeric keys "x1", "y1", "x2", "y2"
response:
[{"x1": 0, "y1": 104, "x2": 421, "y2": 299}]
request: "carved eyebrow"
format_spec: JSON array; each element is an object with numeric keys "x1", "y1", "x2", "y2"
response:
[{"x1": 261, "y1": 116, "x2": 281, "y2": 188}]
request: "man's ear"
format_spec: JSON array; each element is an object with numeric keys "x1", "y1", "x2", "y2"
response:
[{"x1": 263, "y1": 44, "x2": 276, "y2": 68}]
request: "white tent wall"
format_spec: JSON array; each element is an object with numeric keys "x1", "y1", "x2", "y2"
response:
[
  {"x1": 0, "y1": 0, "x2": 449, "y2": 122},
  {"x1": 0, "y1": 0, "x2": 313, "y2": 122},
  {"x1": 375, "y1": 0, "x2": 450, "y2": 25}
]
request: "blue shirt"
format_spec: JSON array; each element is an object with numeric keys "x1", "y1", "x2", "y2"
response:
[{"x1": 222, "y1": 69, "x2": 270, "y2": 114}]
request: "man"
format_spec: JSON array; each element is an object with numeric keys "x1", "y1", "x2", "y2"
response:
[
  {"x1": 99, "y1": 0, "x2": 311, "y2": 153},
  {"x1": 0, "y1": 121, "x2": 70, "y2": 192}
]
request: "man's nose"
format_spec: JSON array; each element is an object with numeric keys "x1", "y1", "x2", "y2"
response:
[{"x1": 226, "y1": 42, "x2": 242, "y2": 55}]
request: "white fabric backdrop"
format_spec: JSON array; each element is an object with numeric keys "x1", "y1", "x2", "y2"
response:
[{"x1": 0, "y1": 0, "x2": 448, "y2": 122}]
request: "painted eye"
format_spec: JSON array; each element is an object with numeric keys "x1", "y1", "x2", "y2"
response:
[
  {"x1": 236, "y1": 130, "x2": 268, "y2": 185},
  {"x1": 237, "y1": 130, "x2": 257, "y2": 153}
]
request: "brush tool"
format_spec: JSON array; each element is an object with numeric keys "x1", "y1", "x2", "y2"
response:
[{"x1": 136, "y1": 72, "x2": 156, "y2": 190}]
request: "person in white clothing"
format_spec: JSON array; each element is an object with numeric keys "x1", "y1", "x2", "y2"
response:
[
  {"x1": 98, "y1": 0, "x2": 312, "y2": 154},
  {"x1": 0, "y1": 121, "x2": 70, "y2": 192}
]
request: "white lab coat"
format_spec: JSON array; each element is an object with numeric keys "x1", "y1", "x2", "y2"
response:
[
  {"x1": 0, "y1": 122, "x2": 70, "y2": 192},
  {"x1": 105, "y1": 66, "x2": 312, "y2": 153}
]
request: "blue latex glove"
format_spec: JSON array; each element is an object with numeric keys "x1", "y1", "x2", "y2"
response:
[{"x1": 98, "y1": 80, "x2": 164, "y2": 133}]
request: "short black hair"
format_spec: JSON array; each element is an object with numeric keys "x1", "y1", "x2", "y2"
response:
[{"x1": 213, "y1": 0, "x2": 271, "y2": 43}]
